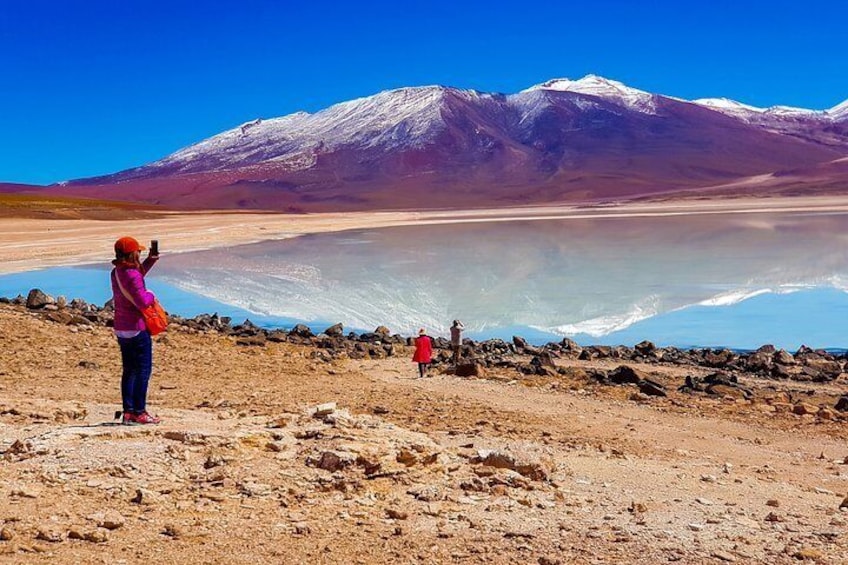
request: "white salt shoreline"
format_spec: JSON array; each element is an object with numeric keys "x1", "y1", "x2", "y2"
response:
[{"x1": 4, "y1": 196, "x2": 848, "y2": 275}]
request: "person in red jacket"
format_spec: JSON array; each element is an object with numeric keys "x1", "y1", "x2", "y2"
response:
[{"x1": 412, "y1": 328, "x2": 433, "y2": 378}]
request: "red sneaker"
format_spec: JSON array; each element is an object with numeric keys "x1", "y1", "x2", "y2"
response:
[{"x1": 132, "y1": 412, "x2": 161, "y2": 425}]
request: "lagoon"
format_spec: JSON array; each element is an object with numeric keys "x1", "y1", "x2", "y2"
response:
[{"x1": 4, "y1": 208, "x2": 848, "y2": 350}]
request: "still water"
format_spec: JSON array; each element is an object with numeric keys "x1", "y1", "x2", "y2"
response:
[{"x1": 4, "y1": 211, "x2": 848, "y2": 349}]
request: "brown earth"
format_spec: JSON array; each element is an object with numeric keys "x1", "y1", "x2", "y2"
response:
[
  {"x1": 1, "y1": 304, "x2": 847, "y2": 564},
  {"x1": 0, "y1": 194, "x2": 161, "y2": 221}
]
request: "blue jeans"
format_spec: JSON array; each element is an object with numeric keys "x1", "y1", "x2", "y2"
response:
[{"x1": 117, "y1": 331, "x2": 153, "y2": 414}]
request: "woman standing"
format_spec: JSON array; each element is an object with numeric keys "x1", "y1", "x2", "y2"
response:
[
  {"x1": 412, "y1": 328, "x2": 433, "y2": 378},
  {"x1": 111, "y1": 236, "x2": 161, "y2": 425}
]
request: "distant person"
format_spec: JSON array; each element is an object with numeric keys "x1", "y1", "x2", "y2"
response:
[
  {"x1": 111, "y1": 236, "x2": 161, "y2": 425},
  {"x1": 450, "y1": 320, "x2": 465, "y2": 364},
  {"x1": 412, "y1": 328, "x2": 433, "y2": 378}
]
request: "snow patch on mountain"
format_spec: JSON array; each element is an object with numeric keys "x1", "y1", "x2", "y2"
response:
[
  {"x1": 150, "y1": 86, "x2": 483, "y2": 174},
  {"x1": 693, "y1": 98, "x2": 827, "y2": 121},
  {"x1": 525, "y1": 75, "x2": 657, "y2": 113},
  {"x1": 830, "y1": 99, "x2": 848, "y2": 120}
]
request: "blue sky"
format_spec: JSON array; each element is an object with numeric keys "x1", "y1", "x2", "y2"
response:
[{"x1": 2, "y1": 0, "x2": 846, "y2": 185}]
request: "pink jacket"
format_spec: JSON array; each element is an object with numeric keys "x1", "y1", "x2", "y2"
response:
[{"x1": 111, "y1": 258, "x2": 157, "y2": 332}]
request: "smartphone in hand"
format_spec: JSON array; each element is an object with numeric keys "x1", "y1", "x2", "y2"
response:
[{"x1": 151, "y1": 240, "x2": 159, "y2": 255}]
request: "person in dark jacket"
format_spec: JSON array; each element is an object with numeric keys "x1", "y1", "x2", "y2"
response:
[
  {"x1": 111, "y1": 236, "x2": 160, "y2": 425},
  {"x1": 412, "y1": 328, "x2": 433, "y2": 378},
  {"x1": 450, "y1": 320, "x2": 464, "y2": 364}
]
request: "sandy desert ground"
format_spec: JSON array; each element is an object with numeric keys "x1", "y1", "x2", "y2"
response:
[{"x1": 1, "y1": 301, "x2": 847, "y2": 564}]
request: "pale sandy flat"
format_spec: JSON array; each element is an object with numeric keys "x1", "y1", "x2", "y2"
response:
[{"x1": 4, "y1": 195, "x2": 848, "y2": 274}]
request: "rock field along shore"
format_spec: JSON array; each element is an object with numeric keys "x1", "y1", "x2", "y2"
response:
[{"x1": 1, "y1": 289, "x2": 847, "y2": 564}]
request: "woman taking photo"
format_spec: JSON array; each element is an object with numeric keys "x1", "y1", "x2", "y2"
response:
[{"x1": 111, "y1": 236, "x2": 161, "y2": 425}]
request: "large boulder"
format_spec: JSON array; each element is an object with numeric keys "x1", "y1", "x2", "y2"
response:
[
  {"x1": 323, "y1": 323, "x2": 344, "y2": 337},
  {"x1": 289, "y1": 324, "x2": 314, "y2": 338},
  {"x1": 455, "y1": 361, "x2": 485, "y2": 378},
  {"x1": 634, "y1": 340, "x2": 657, "y2": 357},
  {"x1": 608, "y1": 365, "x2": 646, "y2": 385},
  {"x1": 26, "y1": 289, "x2": 54, "y2": 310}
]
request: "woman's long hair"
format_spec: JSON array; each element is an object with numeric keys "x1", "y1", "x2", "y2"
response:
[{"x1": 112, "y1": 251, "x2": 141, "y2": 270}]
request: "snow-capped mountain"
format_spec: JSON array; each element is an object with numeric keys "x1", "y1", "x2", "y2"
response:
[
  {"x1": 54, "y1": 76, "x2": 848, "y2": 211},
  {"x1": 525, "y1": 75, "x2": 658, "y2": 113}
]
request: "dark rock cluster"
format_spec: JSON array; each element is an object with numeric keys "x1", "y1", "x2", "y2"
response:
[{"x1": 6, "y1": 289, "x2": 848, "y2": 398}]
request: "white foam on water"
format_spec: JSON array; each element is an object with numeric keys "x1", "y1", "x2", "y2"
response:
[{"x1": 545, "y1": 296, "x2": 661, "y2": 337}]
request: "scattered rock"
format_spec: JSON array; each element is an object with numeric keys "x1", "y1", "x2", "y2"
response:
[
  {"x1": 386, "y1": 508, "x2": 408, "y2": 520},
  {"x1": 26, "y1": 289, "x2": 54, "y2": 310},
  {"x1": 84, "y1": 530, "x2": 108, "y2": 543},
  {"x1": 132, "y1": 488, "x2": 162, "y2": 505},
  {"x1": 324, "y1": 323, "x2": 344, "y2": 337},
  {"x1": 312, "y1": 402, "x2": 337, "y2": 418},
  {"x1": 99, "y1": 511, "x2": 125, "y2": 530},
  {"x1": 36, "y1": 527, "x2": 64, "y2": 543},
  {"x1": 793, "y1": 548, "x2": 824, "y2": 560},
  {"x1": 316, "y1": 451, "x2": 352, "y2": 472},
  {"x1": 455, "y1": 361, "x2": 485, "y2": 378},
  {"x1": 474, "y1": 449, "x2": 548, "y2": 481},
  {"x1": 10, "y1": 487, "x2": 40, "y2": 499},
  {"x1": 396, "y1": 448, "x2": 418, "y2": 467},
  {"x1": 162, "y1": 524, "x2": 183, "y2": 538},
  {"x1": 0, "y1": 527, "x2": 13, "y2": 541}
]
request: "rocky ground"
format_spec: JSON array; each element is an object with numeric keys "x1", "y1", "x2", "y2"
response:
[{"x1": 1, "y1": 295, "x2": 848, "y2": 564}]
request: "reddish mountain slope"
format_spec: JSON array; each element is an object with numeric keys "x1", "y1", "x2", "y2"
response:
[{"x1": 30, "y1": 76, "x2": 848, "y2": 211}]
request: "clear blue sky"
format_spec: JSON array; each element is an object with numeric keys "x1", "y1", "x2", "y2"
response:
[{"x1": 2, "y1": 0, "x2": 846, "y2": 185}]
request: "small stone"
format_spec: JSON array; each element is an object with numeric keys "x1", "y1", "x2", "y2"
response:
[
  {"x1": 764, "y1": 511, "x2": 783, "y2": 522},
  {"x1": 711, "y1": 550, "x2": 736, "y2": 562},
  {"x1": 386, "y1": 508, "x2": 408, "y2": 520},
  {"x1": 840, "y1": 496, "x2": 848, "y2": 509},
  {"x1": 132, "y1": 488, "x2": 162, "y2": 505},
  {"x1": 766, "y1": 499, "x2": 780, "y2": 507},
  {"x1": 293, "y1": 522, "x2": 310, "y2": 535},
  {"x1": 628, "y1": 501, "x2": 647, "y2": 513},
  {"x1": 0, "y1": 527, "x2": 13, "y2": 541},
  {"x1": 11, "y1": 487, "x2": 39, "y2": 499},
  {"x1": 312, "y1": 402, "x2": 337, "y2": 417},
  {"x1": 99, "y1": 511, "x2": 125, "y2": 530},
  {"x1": 316, "y1": 451, "x2": 349, "y2": 472},
  {"x1": 688, "y1": 523, "x2": 705, "y2": 531},
  {"x1": 162, "y1": 524, "x2": 183, "y2": 538},
  {"x1": 695, "y1": 497, "x2": 713, "y2": 506},
  {"x1": 36, "y1": 527, "x2": 64, "y2": 543},
  {"x1": 793, "y1": 548, "x2": 824, "y2": 560},
  {"x1": 396, "y1": 449, "x2": 418, "y2": 467},
  {"x1": 84, "y1": 530, "x2": 108, "y2": 543},
  {"x1": 700, "y1": 474, "x2": 717, "y2": 483}
]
